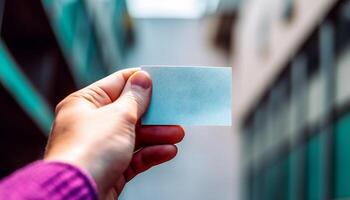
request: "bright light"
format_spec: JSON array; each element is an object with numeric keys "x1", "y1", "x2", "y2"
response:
[{"x1": 126, "y1": 0, "x2": 219, "y2": 18}]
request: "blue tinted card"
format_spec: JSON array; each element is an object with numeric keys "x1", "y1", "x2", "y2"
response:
[{"x1": 141, "y1": 66, "x2": 232, "y2": 126}]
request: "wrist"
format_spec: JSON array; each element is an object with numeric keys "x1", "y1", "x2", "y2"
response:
[{"x1": 44, "y1": 155, "x2": 107, "y2": 198}]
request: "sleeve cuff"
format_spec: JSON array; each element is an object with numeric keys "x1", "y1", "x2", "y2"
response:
[{"x1": 0, "y1": 160, "x2": 98, "y2": 200}]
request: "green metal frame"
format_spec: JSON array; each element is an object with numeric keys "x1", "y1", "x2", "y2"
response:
[{"x1": 0, "y1": 41, "x2": 54, "y2": 134}]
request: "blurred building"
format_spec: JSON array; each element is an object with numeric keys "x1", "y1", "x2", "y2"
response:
[
  {"x1": 232, "y1": 0, "x2": 350, "y2": 199},
  {"x1": 0, "y1": 0, "x2": 132, "y2": 177}
]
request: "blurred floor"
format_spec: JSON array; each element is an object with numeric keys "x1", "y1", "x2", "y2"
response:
[{"x1": 120, "y1": 19, "x2": 239, "y2": 200}]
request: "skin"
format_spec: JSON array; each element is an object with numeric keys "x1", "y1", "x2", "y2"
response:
[{"x1": 44, "y1": 68, "x2": 185, "y2": 199}]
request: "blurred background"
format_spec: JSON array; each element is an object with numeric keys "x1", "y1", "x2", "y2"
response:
[{"x1": 0, "y1": 0, "x2": 350, "y2": 199}]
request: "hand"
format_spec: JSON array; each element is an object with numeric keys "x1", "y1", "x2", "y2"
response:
[{"x1": 44, "y1": 68, "x2": 185, "y2": 199}]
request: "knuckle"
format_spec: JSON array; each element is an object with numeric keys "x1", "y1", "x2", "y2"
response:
[
  {"x1": 55, "y1": 98, "x2": 67, "y2": 114},
  {"x1": 118, "y1": 106, "x2": 138, "y2": 125},
  {"x1": 63, "y1": 86, "x2": 111, "y2": 108},
  {"x1": 76, "y1": 88, "x2": 102, "y2": 107},
  {"x1": 86, "y1": 85, "x2": 112, "y2": 105},
  {"x1": 54, "y1": 92, "x2": 79, "y2": 114},
  {"x1": 54, "y1": 91, "x2": 81, "y2": 114}
]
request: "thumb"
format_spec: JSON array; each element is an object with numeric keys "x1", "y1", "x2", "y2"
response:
[{"x1": 112, "y1": 71, "x2": 152, "y2": 125}]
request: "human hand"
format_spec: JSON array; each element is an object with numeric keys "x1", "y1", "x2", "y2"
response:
[{"x1": 44, "y1": 68, "x2": 185, "y2": 199}]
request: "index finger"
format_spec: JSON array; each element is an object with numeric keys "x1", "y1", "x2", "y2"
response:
[{"x1": 90, "y1": 67, "x2": 140, "y2": 102}]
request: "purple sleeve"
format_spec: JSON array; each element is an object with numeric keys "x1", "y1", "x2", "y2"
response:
[{"x1": 0, "y1": 161, "x2": 98, "y2": 200}]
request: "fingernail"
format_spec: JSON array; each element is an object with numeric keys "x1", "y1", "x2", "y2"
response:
[{"x1": 130, "y1": 71, "x2": 151, "y2": 89}]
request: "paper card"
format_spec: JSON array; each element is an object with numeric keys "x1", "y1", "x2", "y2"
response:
[{"x1": 141, "y1": 66, "x2": 232, "y2": 126}]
